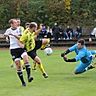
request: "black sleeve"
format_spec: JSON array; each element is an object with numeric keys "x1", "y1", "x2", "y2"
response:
[
  {"x1": 61, "y1": 49, "x2": 70, "y2": 57},
  {"x1": 64, "y1": 49, "x2": 70, "y2": 55},
  {"x1": 67, "y1": 58, "x2": 76, "y2": 62}
]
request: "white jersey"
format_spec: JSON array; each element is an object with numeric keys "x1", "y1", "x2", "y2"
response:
[{"x1": 4, "y1": 27, "x2": 22, "y2": 49}]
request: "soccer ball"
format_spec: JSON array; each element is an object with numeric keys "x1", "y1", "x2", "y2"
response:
[{"x1": 44, "y1": 47, "x2": 53, "y2": 56}]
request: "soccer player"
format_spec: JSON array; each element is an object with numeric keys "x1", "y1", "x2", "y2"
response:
[
  {"x1": 10, "y1": 18, "x2": 25, "y2": 69},
  {"x1": 19, "y1": 22, "x2": 49, "y2": 78},
  {"x1": 4, "y1": 19, "x2": 33, "y2": 86},
  {"x1": 16, "y1": 18, "x2": 25, "y2": 34},
  {"x1": 61, "y1": 39, "x2": 96, "y2": 74}
]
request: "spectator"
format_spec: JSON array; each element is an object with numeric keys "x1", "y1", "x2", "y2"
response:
[
  {"x1": 75, "y1": 26, "x2": 82, "y2": 39},
  {"x1": 39, "y1": 24, "x2": 47, "y2": 38},
  {"x1": 46, "y1": 26, "x2": 53, "y2": 39},
  {"x1": 65, "y1": 26, "x2": 73, "y2": 40},
  {"x1": 52, "y1": 23, "x2": 60, "y2": 42},
  {"x1": 59, "y1": 25, "x2": 64, "y2": 40}
]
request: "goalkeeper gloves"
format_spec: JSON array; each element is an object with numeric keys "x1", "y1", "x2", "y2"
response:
[
  {"x1": 61, "y1": 53, "x2": 65, "y2": 57},
  {"x1": 61, "y1": 49, "x2": 70, "y2": 57},
  {"x1": 63, "y1": 56, "x2": 76, "y2": 62}
]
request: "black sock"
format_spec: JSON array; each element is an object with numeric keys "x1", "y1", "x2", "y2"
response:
[
  {"x1": 25, "y1": 63, "x2": 31, "y2": 79},
  {"x1": 17, "y1": 70, "x2": 25, "y2": 84}
]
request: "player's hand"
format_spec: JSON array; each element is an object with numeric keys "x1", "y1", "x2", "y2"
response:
[
  {"x1": 63, "y1": 56, "x2": 68, "y2": 62},
  {"x1": 61, "y1": 53, "x2": 65, "y2": 57}
]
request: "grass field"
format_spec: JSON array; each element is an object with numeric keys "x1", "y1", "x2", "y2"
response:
[{"x1": 0, "y1": 48, "x2": 96, "y2": 96}]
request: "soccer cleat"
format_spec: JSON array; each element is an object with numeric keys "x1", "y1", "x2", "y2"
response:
[
  {"x1": 43, "y1": 73, "x2": 48, "y2": 78},
  {"x1": 28, "y1": 77, "x2": 33, "y2": 82},
  {"x1": 22, "y1": 82, "x2": 26, "y2": 87},
  {"x1": 87, "y1": 65, "x2": 95, "y2": 70}
]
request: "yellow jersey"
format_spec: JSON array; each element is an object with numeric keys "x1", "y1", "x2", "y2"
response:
[{"x1": 20, "y1": 29, "x2": 35, "y2": 52}]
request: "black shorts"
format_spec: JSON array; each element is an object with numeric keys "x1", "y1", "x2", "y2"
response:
[
  {"x1": 27, "y1": 39, "x2": 42, "y2": 59},
  {"x1": 34, "y1": 39, "x2": 42, "y2": 50},
  {"x1": 10, "y1": 48, "x2": 26, "y2": 61}
]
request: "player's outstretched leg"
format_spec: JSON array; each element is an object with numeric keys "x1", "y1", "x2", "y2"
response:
[
  {"x1": 74, "y1": 62, "x2": 90, "y2": 74},
  {"x1": 41, "y1": 38, "x2": 50, "y2": 50}
]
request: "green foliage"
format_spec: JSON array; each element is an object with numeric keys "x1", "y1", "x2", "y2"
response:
[{"x1": 0, "y1": 0, "x2": 96, "y2": 29}]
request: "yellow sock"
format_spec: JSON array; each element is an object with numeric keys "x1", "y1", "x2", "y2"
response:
[
  {"x1": 41, "y1": 45, "x2": 46, "y2": 49},
  {"x1": 38, "y1": 63, "x2": 46, "y2": 74}
]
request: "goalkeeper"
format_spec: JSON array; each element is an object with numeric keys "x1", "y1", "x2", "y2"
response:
[{"x1": 61, "y1": 39, "x2": 96, "y2": 74}]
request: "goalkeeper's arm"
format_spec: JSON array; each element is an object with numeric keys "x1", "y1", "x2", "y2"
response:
[
  {"x1": 64, "y1": 58, "x2": 76, "y2": 62},
  {"x1": 61, "y1": 49, "x2": 70, "y2": 57},
  {"x1": 63, "y1": 56, "x2": 76, "y2": 62}
]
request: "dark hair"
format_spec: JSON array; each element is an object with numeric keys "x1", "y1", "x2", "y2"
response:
[
  {"x1": 77, "y1": 39, "x2": 85, "y2": 45},
  {"x1": 29, "y1": 23, "x2": 36, "y2": 29},
  {"x1": 25, "y1": 22, "x2": 30, "y2": 26}
]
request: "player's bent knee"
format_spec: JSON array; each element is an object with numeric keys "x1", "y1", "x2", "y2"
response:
[
  {"x1": 74, "y1": 70, "x2": 86, "y2": 74},
  {"x1": 42, "y1": 38, "x2": 50, "y2": 44},
  {"x1": 34, "y1": 56, "x2": 41, "y2": 64},
  {"x1": 74, "y1": 71, "x2": 80, "y2": 74},
  {"x1": 36, "y1": 61, "x2": 40, "y2": 64}
]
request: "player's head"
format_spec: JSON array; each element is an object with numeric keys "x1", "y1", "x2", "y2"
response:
[
  {"x1": 77, "y1": 39, "x2": 85, "y2": 49},
  {"x1": 29, "y1": 22, "x2": 37, "y2": 32},
  {"x1": 9, "y1": 19, "x2": 18, "y2": 29},
  {"x1": 16, "y1": 18, "x2": 21, "y2": 26},
  {"x1": 25, "y1": 22, "x2": 30, "y2": 29}
]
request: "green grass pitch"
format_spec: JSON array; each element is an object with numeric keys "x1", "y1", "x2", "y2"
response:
[{"x1": 0, "y1": 48, "x2": 96, "y2": 96}]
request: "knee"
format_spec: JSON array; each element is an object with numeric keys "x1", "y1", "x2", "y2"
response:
[
  {"x1": 74, "y1": 68, "x2": 81, "y2": 74},
  {"x1": 74, "y1": 71, "x2": 80, "y2": 74},
  {"x1": 74, "y1": 69, "x2": 86, "y2": 74},
  {"x1": 34, "y1": 56, "x2": 42, "y2": 64},
  {"x1": 36, "y1": 60, "x2": 41, "y2": 64},
  {"x1": 34, "y1": 59, "x2": 41, "y2": 64},
  {"x1": 42, "y1": 39, "x2": 50, "y2": 44},
  {"x1": 15, "y1": 61, "x2": 21, "y2": 69},
  {"x1": 24, "y1": 59, "x2": 29, "y2": 64}
]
